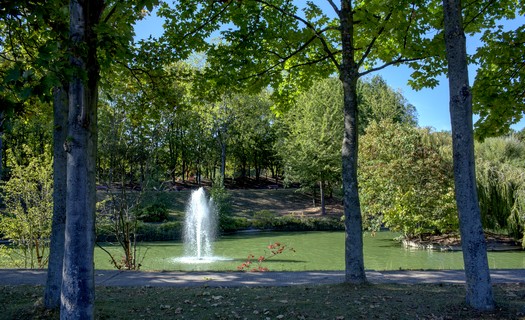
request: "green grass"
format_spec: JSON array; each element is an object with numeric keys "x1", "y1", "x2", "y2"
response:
[
  {"x1": 3, "y1": 231, "x2": 524, "y2": 271},
  {"x1": 92, "y1": 231, "x2": 525, "y2": 271},
  {"x1": 3, "y1": 283, "x2": 525, "y2": 319}
]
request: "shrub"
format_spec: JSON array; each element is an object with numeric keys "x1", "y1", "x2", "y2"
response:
[
  {"x1": 359, "y1": 121, "x2": 458, "y2": 238},
  {"x1": 135, "y1": 203, "x2": 169, "y2": 222},
  {"x1": 220, "y1": 217, "x2": 250, "y2": 233},
  {"x1": 133, "y1": 191, "x2": 172, "y2": 222},
  {"x1": 0, "y1": 148, "x2": 52, "y2": 268},
  {"x1": 209, "y1": 185, "x2": 234, "y2": 232},
  {"x1": 252, "y1": 210, "x2": 276, "y2": 229},
  {"x1": 97, "y1": 221, "x2": 183, "y2": 242},
  {"x1": 137, "y1": 221, "x2": 182, "y2": 241}
]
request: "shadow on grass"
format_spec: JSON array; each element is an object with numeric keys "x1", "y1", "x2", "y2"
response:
[{"x1": 5, "y1": 283, "x2": 525, "y2": 320}]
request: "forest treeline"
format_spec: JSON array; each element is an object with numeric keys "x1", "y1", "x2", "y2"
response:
[{"x1": 1, "y1": 73, "x2": 524, "y2": 242}]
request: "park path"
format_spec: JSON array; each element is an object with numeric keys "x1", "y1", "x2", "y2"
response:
[{"x1": 0, "y1": 269, "x2": 524, "y2": 287}]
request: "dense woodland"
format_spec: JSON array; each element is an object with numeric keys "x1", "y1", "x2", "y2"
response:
[
  {"x1": 2, "y1": 72, "x2": 525, "y2": 239},
  {"x1": 1, "y1": 0, "x2": 524, "y2": 317}
]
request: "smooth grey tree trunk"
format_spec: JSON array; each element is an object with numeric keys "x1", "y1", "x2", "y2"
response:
[
  {"x1": 339, "y1": 0, "x2": 366, "y2": 284},
  {"x1": 61, "y1": 0, "x2": 102, "y2": 318},
  {"x1": 442, "y1": 0, "x2": 495, "y2": 311},
  {"x1": 0, "y1": 110, "x2": 4, "y2": 181},
  {"x1": 44, "y1": 86, "x2": 68, "y2": 309}
]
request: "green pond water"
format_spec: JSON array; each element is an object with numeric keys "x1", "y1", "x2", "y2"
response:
[{"x1": 94, "y1": 231, "x2": 525, "y2": 271}]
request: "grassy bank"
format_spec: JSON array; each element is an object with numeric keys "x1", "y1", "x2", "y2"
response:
[{"x1": 3, "y1": 283, "x2": 525, "y2": 319}]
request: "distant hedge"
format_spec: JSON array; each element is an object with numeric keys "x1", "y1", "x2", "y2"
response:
[
  {"x1": 96, "y1": 214, "x2": 344, "y2": 242},
  {"x1": 96, "y1": 221, "x2": 182, "y2": 242}
]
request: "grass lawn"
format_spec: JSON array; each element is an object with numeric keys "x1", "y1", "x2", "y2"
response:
[
  {"x1": 3, "y1": 283, "x2": 525, "y2": 319},
  {"x1": 92, "y1": 231, "x2": 525, "y2": 271}
]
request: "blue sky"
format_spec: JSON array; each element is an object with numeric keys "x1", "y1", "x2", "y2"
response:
[{"x1": 134, "y1": 6, "x2": 524, "y2": 133}]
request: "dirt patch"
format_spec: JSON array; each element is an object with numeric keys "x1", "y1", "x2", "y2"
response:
[{"x1": 229, "y1": 188, "x2": 343, "y2": 217}]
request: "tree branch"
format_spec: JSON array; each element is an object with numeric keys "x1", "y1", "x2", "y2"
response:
[
  {"x1": 326, "y1": 0, "x2": 340, "y2": 17},
  {"x1": 356, "y1": 8, "x2": 394, "y2": 68},
  {"x1": 236, "y1": 34, "x2": 320, "y2": 81},
  {"x1": 359, "y1": 56, "x2": 424, "y2": 77},
  {"x1": 463, "y1": 0, "x2": 497, "y2": 31},
  {"x1": 255, "y1": 0, "x2": 340, "y2": 69},
  {"x1": 168, "y1": 2, "x2": 232, "y2": 50}
]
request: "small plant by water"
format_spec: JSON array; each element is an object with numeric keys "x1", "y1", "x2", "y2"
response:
[{"x1": 237, "y1": 242, "x2": 295, "y2": 272}]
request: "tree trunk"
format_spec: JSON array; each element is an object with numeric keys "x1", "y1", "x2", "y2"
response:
[
  {"x1": 339, "y1": 0, "x2": 366, "y2": 284},
  {"x1": 44, "y1": 86, "x2": 68, "y2": 309},
  {"x1": 443, "y1": 0, "x2": 494, "y2": 311},
  {"x1": 61, "y1": 0, "x2": 103, "y2": 318},
  {"x1": 319, "y1": 179, "x2": 326, "y2": 216},
  {"x1": 0, "y1": 110, "x2": 4, "y2": 181},
  {"x1": 220, "y1": 140, "x2": 226, "y2": 186}
]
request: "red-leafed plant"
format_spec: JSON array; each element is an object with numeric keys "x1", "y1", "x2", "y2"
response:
[{"x1": 237, "y1": 242, "x2": 295, "y2": 272}]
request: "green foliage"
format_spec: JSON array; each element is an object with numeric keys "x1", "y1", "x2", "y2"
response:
[
  {"x1": 279, "y1": 76, "x2": 419, "y2": 196},
  {"x1": 251, "y1": 210, "x2": 344, "y2": 231},
  {"x1": 357, "y1": 75, "x2": 418, "y2": 132},
  {"x1": 98, "y1": 221, "x2": 183, "y2": 242},
  {"x1": 475, "y1": 136, "x2": 525, "y2": 240},
  {"x1": 279, "y1": 77, "x2": 343, "y2": 193},
  {"x1": 137, "y1": 221, "x2": 182, "y2": 242},
  {"x1": 96, "y1": 190, "x2": 144, "y2": 270},
  {"x1": 252, "y1": 210, "x2": 276, "y2": 229},
  {"x1": 219, "y1": 217, "x2": 251, "y2": 233},
  {"x1": 0, "y1": 146, "x2": 52, "y2": 268},
  {"x1": 472, "y1": 22, "x2": 524, "y2": 139},
  {"x1": 209, "y1": 184, "x2": 235, "y2": 232},
  {"x1": 359, "y1": 121, "x2": 457, "y2": 238},
  {"x1": 273, "y1": 216, "x2": 344, "y2": 232},
  {"x1": 135, "y1": 203, "x2": 169, "y2": 222}
]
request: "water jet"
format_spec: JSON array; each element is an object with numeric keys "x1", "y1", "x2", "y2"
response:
[{"x1": 173, "y1": 187, "x2": 230, "y2": 264}]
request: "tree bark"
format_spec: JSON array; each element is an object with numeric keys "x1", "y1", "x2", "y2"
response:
[
  {"x1": 61, "y1": 0, "x2": 103, "y2": 318},
  {"x1": 442, "y1": 0, "x2": 494, "y2": 311},
  {"x1": 319, "y1": 179, "x2": 326, "y2": 216},
  {"x1": 44, "y1": 86, "x2": 68, "y2": 309},
  {"x1": 339, "y1": 0, "x2": 366, "y2": 284},
  {"x1": 220, "y1": 139, "x2": 226, "y2": 186},
  {"x1": 0, "y1": 111, "x2": 4, "y2": 181}
]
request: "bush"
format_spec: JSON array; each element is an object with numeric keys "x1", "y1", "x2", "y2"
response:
[
  {"x1": 209, "y1": 185, "x2": 234, "y2": 232},
  {"x1": 252, "y1": 212, "x2": 345, "y2": 231},
  {"x1": 137, "y1": 221, "x2": 182, "y2": 241},
  {"x1": 131, "y1": 191, "x2": 173, "y2": 222},
  {"x1": 359, "y1": 121, "x2": 457, "y2": 238},
  {"x1": 0, "y1": 148, "x2": 53, "y2": 268},
  {"x1": 135, "y1": 203, "x2": 169, "y2": 222},
  {"x1": 96, "y1": 221, "x2": 182, "y2": 242},
  {"x1": 220, "y1": 217, "x2": 251, "y2": 233},
  {"x1": 252, "y1": 210, "x2": 276, "y2": 229}
]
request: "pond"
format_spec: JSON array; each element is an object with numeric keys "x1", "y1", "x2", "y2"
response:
[{"x1": 94, "y1": 231, "x2": 525, "y2": 271}]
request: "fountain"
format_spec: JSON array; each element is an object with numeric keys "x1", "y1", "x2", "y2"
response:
[
  {"x1": 173, "y1": 187, "x2": 229, "y2": 264},
  {"x1": 183, "y1": 187, "x2": 216, "y2": 260}
]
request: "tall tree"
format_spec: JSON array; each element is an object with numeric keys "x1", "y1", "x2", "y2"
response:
[
  {"x1": 60, "y1": 0, "x2": 104, "y2": 317},
  {"x1": 442, "y1": 0, "x2": 494, "y2": 311},
  {"x1": 163, "y1": 0, "x2": 436, "y2": 283},
  {"x1": 44, "y1": 86, "x2": 68, "y2": 309},
  {"x1": 280, "y1": 78, "x2": 343, "y2": 214},
  {"x1": 359, "y1": 121, "x2": 456, "y2": 236}
]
